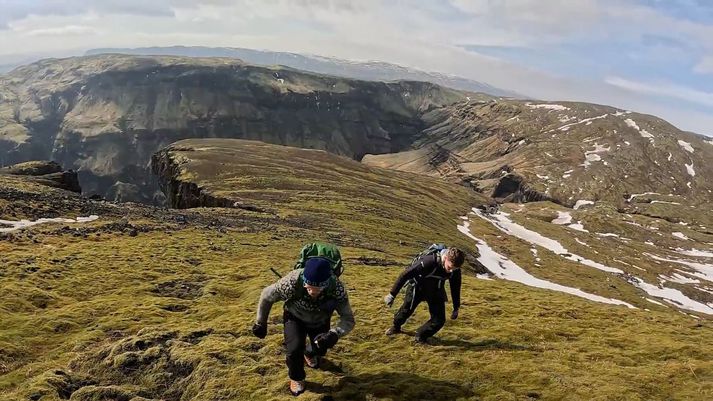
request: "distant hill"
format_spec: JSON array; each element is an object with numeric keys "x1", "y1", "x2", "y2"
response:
[
  {"x1": 363, "y1": 100, "x2": 713, "y2": 208},
  {"x1": 85, "y1": 45, "x2": 521, "y2": 98}
]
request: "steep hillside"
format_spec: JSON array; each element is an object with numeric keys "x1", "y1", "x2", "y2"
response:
[
  {"x1": 0, "y1": 54, "x2": 470, "y2": 203},
  {"x1": 363, "y1": 100, "x2": 713, "y2": 208},
  {"x1": 2, "y1": 141, "x2": 712, "y2": 400}
]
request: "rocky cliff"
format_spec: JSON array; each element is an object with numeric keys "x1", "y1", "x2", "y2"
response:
[{"x1": 0, "y1": 54, "x2": 470, "y2": 203}]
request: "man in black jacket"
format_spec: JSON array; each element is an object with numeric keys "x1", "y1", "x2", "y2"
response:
[{"x1": 384, "y1": 247, "x2": 465, "y2": 343}]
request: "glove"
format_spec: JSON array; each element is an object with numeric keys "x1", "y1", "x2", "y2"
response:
[
  {"x1": 451, "y1": 308, "x2": 459, "y2": 320},
  {"x1": 384, "y1": 294, "x2": 395, "y2": 308},
  {"x1": 314, "y1": 330, "x2": 339, "y2": 351},
  {"x1": 252, "y1": 322, "x2": 267, "y2": 339}
]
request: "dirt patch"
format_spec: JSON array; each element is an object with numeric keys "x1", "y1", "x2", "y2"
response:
[
  {"x1": 180, "y1": 328, "x2": 213, "y2": 345},
  {"x1": 346, "y1": 256, "x2": 401, "y2": 266},
  {"x1": 151, "y1": 279, "x2": 205, "y2": 300},
  {"x1": 159, "y1": 303, "x2": 190, "y2": 312}
]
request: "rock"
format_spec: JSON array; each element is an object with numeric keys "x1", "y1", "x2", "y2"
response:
[
  {"x1": 0, "y1": 161, "x2": 62, "y2": 176},
  {"x1": 0, "y1": 161, "x2": 81, "y2": 193}
]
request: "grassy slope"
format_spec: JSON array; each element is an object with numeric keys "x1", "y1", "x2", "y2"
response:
[{"x1": 0, "y1": 140, "x2": 711, "y2": 400}]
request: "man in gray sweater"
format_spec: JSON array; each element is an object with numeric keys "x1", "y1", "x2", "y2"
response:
[{"x1": 253, "y1": 257, "x2": 355, "y2": 396}]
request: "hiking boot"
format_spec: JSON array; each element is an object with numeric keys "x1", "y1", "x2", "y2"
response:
[
  {"x1": 304, "y1": 353, "x2": 320, "y2": 369},
  {"x1": 385, "y1": 326, "x2": 401, "y2": 336},
  {"x1": 414, "y1": 334, "x2": 429, "y2": 344},
  {"x1": 289, "y1": 380, "x2": 306, "y2": 396}
]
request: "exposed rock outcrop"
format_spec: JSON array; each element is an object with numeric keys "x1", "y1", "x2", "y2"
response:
[{"x1": 0, "y1": 161, "x2": 81, "y2": 193}]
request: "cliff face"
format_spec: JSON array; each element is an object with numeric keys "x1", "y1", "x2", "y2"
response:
[{"x1": 0, "y1": 54, "x2": 469, "y2": 203}]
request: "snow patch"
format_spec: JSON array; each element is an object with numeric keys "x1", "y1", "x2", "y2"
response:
[
  {"x1": 627, "y1": 192, "x2": 659, "y2": 202},
  {"x1": 672, "y1": 232, "x2": 689, "y2": 240},
  {"x1": 685, "y1": 163, "x2": 695, "y2": 177},
  {"x1": 551, "y1": 211, "x2": 573, "y2": 225},
  {"x1": 676, "y1": 248, "x2": 713, "y2": 258},
  {"x1": 0, "y1": 216, "x2": 99, "y2": 233},
  {"x1": 660, "y1": 273, "x2": 700, "y2": 285},
  {"x1": 472, "y1": 209, "x2": 622, "y2": 274},
  {"x1": 647, "y1": 253, "x2": 713, "y2": 283},
  {"x1": 613, "y1": 110, "x2": 631, "y2": 116},
  {"x1": 457, "y1": 220, "x2": 634, "y2": 308},
  {"x1": 527, "y1": 103, "x2": 570, "y2": 111},
  {"x1": 467, "y1": 210, "x2": 713, "y2": 314},
  {"x1": 581, "y1": 143, "x2": 610, "y2": 168},
  {"x1": 575, "y1": 238, "x2": 589, "y2": 247},
  {"x1": 573, "y1": 200, "x2": 594, "y2": 210},
  {"x1": 678, "y1": 140, "x2": 694, "y2": 153},
  {"x1": 629, "y1": 278, "x2": 713, "y2": 314},
  {"x1": 646, "y1": 298, "x2": 666, "y2": 307},
  {"x1": 557, "y1": 114, "x2": 609, "y2": 132},
  {"x1": 624, "y1": 118, "x2": 655, "y2": 143}
]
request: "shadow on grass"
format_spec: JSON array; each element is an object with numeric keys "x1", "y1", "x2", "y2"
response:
[
  {"x1": 396, "y1": 331, "x2": 531, "y2": 351},
  {"x1": 318, "y1": 357, "x2": 345, "y2": 374},
  {"x1": 309, "y1": 372, "x2": 475, "y2": 401},
  {"x1": 433, "y1": 337, "x2": 531, "y2": 351}
]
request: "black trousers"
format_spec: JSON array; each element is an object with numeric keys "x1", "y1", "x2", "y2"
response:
[
  {"x1": 393, "y1": 284, "x2": 446, "y2": 340},
  {"x1": 283, "y1": 311, "x2": 330, "y2": 381}
]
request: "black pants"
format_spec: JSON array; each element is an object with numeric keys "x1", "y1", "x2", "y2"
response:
[
  {"x1": 283, "y1": 311, "x2": 330, "y2": 381},
  {"x1": 393, "y1": 284, "x2": 446, "y2": 340}
]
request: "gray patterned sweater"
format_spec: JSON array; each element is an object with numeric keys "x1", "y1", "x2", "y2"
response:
[{"x1": 256, "y1": 269, "x2": 355, "y2": 337}]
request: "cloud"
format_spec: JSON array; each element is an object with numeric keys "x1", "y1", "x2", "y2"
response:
[
  {"x1": 605, "y1": 76, "x2": 713, "y2": 109},
  {"x1": 694, "y1": 56, "x2": 713, "y2": 74},
  {"x1": 0, "y1": 0, "x2": 711, "y2": 136},
  {"x1": 0, "y1": 0, "x2": 175, "y2": 30},
  {"x1": 24, "y1": 25, "x2": 97, "y2": 37}
]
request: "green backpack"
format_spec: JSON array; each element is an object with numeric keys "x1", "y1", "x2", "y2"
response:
[{"x1": 294, "y1": 242, "x2": 344, "y2": 277}]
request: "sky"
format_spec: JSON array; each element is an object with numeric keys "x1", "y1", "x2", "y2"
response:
[{"x1": 0, "y1": 0, "x2": 712, "y2": 136}]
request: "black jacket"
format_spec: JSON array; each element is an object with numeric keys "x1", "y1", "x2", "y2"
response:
[{"x1": 389, "y1": 253, "x2": 461, "y2": 309}]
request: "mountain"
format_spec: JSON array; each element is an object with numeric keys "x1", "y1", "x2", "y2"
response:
[
  {"x1": 2, "y1": 142, "x2": 712, "y2": 400},
  {"x1": 0, "y1": 54, "x2": 474, "y2": 203},
  {"x1": 3, "y1": 54, "x2": 711, "y2": 214},
  {"x1": 85, "y1": 46, "x2": 521, "y2": 98},
  {"x1": 363, "y1": 100, "x2": 713, "y2": 208}
]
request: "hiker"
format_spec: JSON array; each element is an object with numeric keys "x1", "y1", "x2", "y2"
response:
[
  {"x1": 384, "y1": 245, "x2": 465, "y2": 343},
  {"x1": 252, "y1": 255, "x2": 355, "y2": 396}
]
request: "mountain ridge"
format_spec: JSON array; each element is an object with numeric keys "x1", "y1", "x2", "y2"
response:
[{"x1": 84, "y1": 45, "x2": 522, "y2": 98}]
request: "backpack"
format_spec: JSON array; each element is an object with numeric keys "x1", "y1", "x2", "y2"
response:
[
  {"x1": 411, "y1": 243, "x2": 447, "y2": 265},
  {"x1": 293, "y1": 242, "x2": 344, "y2": 277}
]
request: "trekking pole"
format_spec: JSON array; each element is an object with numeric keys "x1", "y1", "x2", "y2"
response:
[{"x1": 270, "y1": 267, "x2": 283, "y2": 278}]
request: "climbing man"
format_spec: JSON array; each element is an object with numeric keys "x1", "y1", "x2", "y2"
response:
[
  {"x1": 384, "y1": 245, "x2": 465, "y2": 343},
  {"x1": 252, "y1": 252, "x2": 355, "y2": 396}
]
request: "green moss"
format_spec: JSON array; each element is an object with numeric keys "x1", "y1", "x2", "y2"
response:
[{"x1": 1, "y1": 141, "x2": 712, "y2": 400}]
